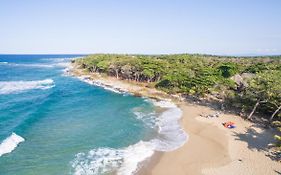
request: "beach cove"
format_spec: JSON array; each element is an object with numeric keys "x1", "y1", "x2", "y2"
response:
[
  {"x1": 1, "y1": 0, "x2": 281, "y2": 174},
  {"x1": 0, "y1": 54, "x2": 279, "y2": 175},
  {"x1": 70, "y1": 62, "x2": 281, "y2": 175}
]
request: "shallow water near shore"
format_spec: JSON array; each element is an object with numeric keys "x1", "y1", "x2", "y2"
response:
[{"x1": 0, "y1": 55, "x2": 186, "y2": 175}]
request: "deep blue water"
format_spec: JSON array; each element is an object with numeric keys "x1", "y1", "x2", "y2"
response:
[{"x1": 0, "y1": 55, "x2": 158, "y2": 175}]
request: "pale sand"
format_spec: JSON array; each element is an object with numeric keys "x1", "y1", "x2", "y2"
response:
[
  {"x1": 70, "y1": 65, "x2": 281, "y2": 175},
  {"x1": 150, "y1": 104, "x2": 281, "y2": 175}
]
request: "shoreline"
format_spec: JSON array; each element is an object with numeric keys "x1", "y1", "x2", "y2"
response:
[
  {"x1": 69, "y1": 64, "x2": 281, "y2": 175},
  {"x1": 139, "y1": 103, "x2": 231, "y2": 175},
  {"x1": 145, "y1": 103, "x2": 231, "y2": 175}
]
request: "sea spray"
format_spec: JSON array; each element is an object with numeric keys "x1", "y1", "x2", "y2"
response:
[{"x1": 0, "y1": 133, "x2": 25, "y2": 157}]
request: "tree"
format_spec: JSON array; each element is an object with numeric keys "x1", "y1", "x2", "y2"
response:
[
  {"x1": 74, "y1": 54, "x2": 281, "y2": 120},
  {"x1": 270, "y1": 106, "x2": 281, "y2": 121},
  {"x1": 217, "y1": 62, "x2": 239, "y2": 78},
  {"x1": 245, "y1": 71, "x2": 281, "y2": 120},
  {"x1": 268, "y1": 72, "x2": 281, "y2": 121},
  {"x1": 142, "y1": 69, "x2": 155, "y2": 82}
]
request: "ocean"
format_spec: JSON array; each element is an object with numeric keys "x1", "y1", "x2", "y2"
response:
[{"x1": 0, "y1": 55, "x2": 187, "y2": 175}]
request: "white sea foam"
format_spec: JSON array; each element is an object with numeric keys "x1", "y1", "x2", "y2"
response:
[
  {"x1": 0, "y1": 133, "x2": 25, "y2": 157},
  {"x1": 71, "y1": 99, "x2": 188, "y2": 175},
  {"x1": 41, "y1": 58, "x2": 68, "y2": 62},
  {"x1": 62, "y1": 65, "x2": 73, "y2": 76},
  {"x1": 16, "y1": 62, "x2": 70, "y2": 68},
  {"x1": 92, "y1": 81, "x2": 123, "y2": 94},
  {"x1": 139, "y1": 99, "x2": 187, "y2": 151},
  {"x1": 149, "y1": 100, "x2": 187, "y2": 151},
  {"x1": 40, "y1": 57, "x2": 71, "y2": 68},
  {"x1": 150, "y1": 99, "x2": 176, "y2": 108},
  {"x1": 0, "y1": 59, "x2": 71, "y2": 69},
  {"x1": 55, "y1": 62, "x2": 71, "y2": 68},
  {"x1": 0, "y1": 79, "x2": 55, "y2": 95},
  {"x1": 41, "y1": 57, "x2": 81, "y2": 62},
  {"x1": 133, "y1": 110, "x2": 157, "y2": 129},
  {"x1": 1, "y1": 62, "x2": 54, "y2": 68},
  {"x1": 77, "y1": 76, "x2": 124, "y2": 94},
  {"x1": 72, "y1": 141, "x2": 154, "y2": 175}
]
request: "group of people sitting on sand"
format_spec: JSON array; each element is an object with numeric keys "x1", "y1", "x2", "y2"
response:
[{"x1": 200, "y1": 112, "x2": 236, "y2": 129}]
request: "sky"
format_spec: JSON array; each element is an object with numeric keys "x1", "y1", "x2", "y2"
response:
[{"x1": 0, "y1": 0, "x2": 281, "y2": 55}]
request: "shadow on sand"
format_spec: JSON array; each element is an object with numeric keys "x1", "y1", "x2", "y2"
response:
[{"x1": 232, "y1": 123, "x2": 280, "y2": 161}]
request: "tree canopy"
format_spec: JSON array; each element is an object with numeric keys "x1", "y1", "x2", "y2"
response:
[{"x1": 75, "y1": 54, "x2": 281, "y2": 121}]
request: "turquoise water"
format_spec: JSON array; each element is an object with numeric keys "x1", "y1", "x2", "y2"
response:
[{"x1": 0, "y1": 55, "x2": 163, "y2": 175}]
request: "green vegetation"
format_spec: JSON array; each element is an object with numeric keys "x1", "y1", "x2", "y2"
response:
[
  {"x1": 75, "y1": 54, "x2": 281, "y2": 122},
  {"x1": 272, "y1": 121, "x2": 281, "y2": 156}
]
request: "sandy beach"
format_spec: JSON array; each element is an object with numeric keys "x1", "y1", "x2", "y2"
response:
[
  {"x1": 70, "y1": 65, "x2": 281, "y2": 175},
  {"x1": 149, "y1": 104, "x2": 281, "y2": 175}
]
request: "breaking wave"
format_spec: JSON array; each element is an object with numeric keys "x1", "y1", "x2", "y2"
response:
[
  {"x1": 0, "y1": 133, "x2": 25, "y2": 157},
  {"x1": 71, "y1": 141, "x2": 154, "y2": 175},
  {"x1": 0, "y1": 59, "x2": 70, "y2": 69},
  {"x1": 71, "y1": 99, "x2": 187, "y2": 175},
  {"x1": 0, "y1": 79, "x2": 55, "y2": 95}
]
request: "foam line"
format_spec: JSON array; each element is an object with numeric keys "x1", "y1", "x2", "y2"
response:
[
  {"x1": 71, "y1": 99, "x2": 188, "y2": 175},
  {"x1": 0, "y1": 79, "x2": 55, "y2": 95},
  {"x1": 0, "y1": 133, "x2": 25, "y2": 157}
]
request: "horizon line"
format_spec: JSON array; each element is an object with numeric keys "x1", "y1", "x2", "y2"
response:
[{"x1": 0, "y1": 52, "x2": 281, "y2": 57}]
